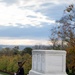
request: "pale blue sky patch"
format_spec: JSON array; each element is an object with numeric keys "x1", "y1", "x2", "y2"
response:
[{"x1": 0, "y1": 0, "x2": 18, "y2": 5}]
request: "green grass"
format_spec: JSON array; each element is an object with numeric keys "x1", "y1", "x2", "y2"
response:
[{"x1": 0, "y1": 72, "x2": 10, "y2": 75}]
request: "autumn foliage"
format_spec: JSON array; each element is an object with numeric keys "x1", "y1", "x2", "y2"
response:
[
  {"x1": 66, "y1": 44, "x2": 75, "y2": 69},
  {"x1": 58, "y1": 4, "x2": 75, "y2": 73},
  {"x1": 50, "y1": 4, "x2": 75, "y2": 74}
]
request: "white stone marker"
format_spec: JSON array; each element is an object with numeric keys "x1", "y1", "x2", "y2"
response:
[{"x1": 28, "y1": 50, "x2": 67, "y2": 75}]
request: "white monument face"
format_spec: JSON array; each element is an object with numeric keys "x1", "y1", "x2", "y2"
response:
[{"x1": 28, "y1": 50, "x2": 67, "y2": 75}]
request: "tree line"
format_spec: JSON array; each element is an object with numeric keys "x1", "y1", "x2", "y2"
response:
[{"x1": 0, "y1": 46, "x2": 32, "y2": 56}]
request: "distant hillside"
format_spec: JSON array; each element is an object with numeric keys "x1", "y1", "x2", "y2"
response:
[
  {"x1": 0, "y1": 45, "x2": 52, "y2": 50},
  {"x1": 0, "y1": 45, "x2": 33, "y2": 50}
]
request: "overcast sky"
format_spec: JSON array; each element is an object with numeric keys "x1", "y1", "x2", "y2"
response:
[{"x1": 0, "y1": 0, "x2": 74, "y2": 45}]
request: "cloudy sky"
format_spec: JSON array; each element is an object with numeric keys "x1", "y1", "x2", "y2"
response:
[{"x1": 0, "y1": 0, "x2": 74, "y2": 45}]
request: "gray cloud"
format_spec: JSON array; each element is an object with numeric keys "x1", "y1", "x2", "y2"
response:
[
  {"x1": 0, "y1": 0, "x2": 73, "y2": 28},
  {"x1": 1, "y1": 0, "x2": 18, "y2": 5}
]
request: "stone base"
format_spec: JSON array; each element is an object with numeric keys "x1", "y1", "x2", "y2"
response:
[{"x1": 28, "y1": 70, "x2": 67, "y2": 75}]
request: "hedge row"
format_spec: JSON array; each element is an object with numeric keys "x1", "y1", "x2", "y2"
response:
[{"x1": 0, "y1": 54, "x2": 32, "y2": 75}]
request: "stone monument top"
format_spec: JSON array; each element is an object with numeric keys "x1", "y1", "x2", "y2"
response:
[{"x1": 29, "y1": 50, "x2": 67, "y2": 75}]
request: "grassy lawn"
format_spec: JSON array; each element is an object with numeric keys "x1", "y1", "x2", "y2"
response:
[{"x1": 0, "y1": 72, "x2": 10, "y2": 75}]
